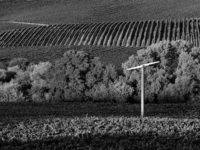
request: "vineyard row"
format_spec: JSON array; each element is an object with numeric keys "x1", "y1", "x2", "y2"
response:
[{"x1": 0, "y1": 18, "x2": 200, "y2": 48}]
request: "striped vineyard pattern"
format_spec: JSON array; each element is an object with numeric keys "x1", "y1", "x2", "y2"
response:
[{"x1": 0, "y1": 18, "x2": 200, "y2": 48}]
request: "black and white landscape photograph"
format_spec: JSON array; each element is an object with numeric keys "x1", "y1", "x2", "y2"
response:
[{"x1": 0, "y1": 0, "x2": 200, "y2": 149}]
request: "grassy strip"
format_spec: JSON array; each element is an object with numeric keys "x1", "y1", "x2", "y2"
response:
[{"x1": 0, "y1": 103, "x2": 199, "y2": 122}]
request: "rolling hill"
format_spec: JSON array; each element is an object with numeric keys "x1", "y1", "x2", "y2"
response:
[
  {"x1": 1, "y1": 0, "x2": 200, "y2": 31},
  {"x1": 0, "y1": 0, "x2": 200, "y2": 68}
]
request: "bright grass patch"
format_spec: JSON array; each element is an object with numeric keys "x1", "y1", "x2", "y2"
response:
[
  {"x1": 1, "y1": 116, "x2": 200, "y2": 149},
  {"x1": 1, "y1": 116, "x2": 200, "y2": 142}
]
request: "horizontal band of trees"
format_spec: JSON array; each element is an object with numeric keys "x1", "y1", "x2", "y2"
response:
[{"x1": 0, "y1": 18, "x2": 200, "y2": 48}]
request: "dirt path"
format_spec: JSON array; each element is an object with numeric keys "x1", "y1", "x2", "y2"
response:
[{"x1": 0, "y1": 20, "x2": 49, "y2": 26}]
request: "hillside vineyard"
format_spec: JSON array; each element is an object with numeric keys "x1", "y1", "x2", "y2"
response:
[{"x1": 0, "y1": 18, "x2": 200, "y2": 48}]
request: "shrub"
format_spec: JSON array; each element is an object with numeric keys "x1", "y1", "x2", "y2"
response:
[
  {"x1": 174, "y1": 51, "x2": 200, "y2": 102},
  {"x1": 86, "y1": 76, "x2": 134, "y2": 103},
  {"x1": 86, "y1": 83, "x2": 110, "y2": 102},
  {"x1": 46, "y1": 50, "x2": 93, "y2": 102},
  {"x1": 122, "y1": 40, "x2": 200, "y2": 103},
  {"x1": 28, "y1": 62, "x2": 52, "y2": 102},
  {"x1": 1, "y1": 61, "x2": 53, "y2": 102},
  {"x1": 8, "y1": 58, "x2": 30, "y2": 70},
  {"x1": 0, "y1": 65, "x2": 31, "y2": 102},
  {"x1": 46, "y1": 50, "x2": 122, "y2": 102},
  {"x1": 0, "y1": 69, "x2": 16, "y2": 83},
  {"x1": 0, "y1": 80, "x2": 24, "y2": 102},
  {"x1": 3, "y1": 62, "x2": 53, "y2": 102},
  {"x1": 111, "y1": 76, "x2": 135, "y2": 102},
  {"x1": 0, "y1": 69, "x2": 6, "y2": 83},
  {"x1": 14, "y1": 70, "x2": 32, "y2": 101},
  {"x1": 0, "y1": 61, "x2": 7, "y2": 69}
]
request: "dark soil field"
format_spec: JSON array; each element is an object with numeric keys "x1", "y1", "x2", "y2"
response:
[
  {"x1": 0, "y1": 102, "x2": 199, "y2": 121},
  {"x1": 1, "y1": 0, "x2": 200, "y2": 31},
  {"x1": 0, "y1": 45, "x2": 141, "y2": 68}
]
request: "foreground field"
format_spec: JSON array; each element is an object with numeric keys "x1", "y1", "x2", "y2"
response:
[
  {"x1": 1, "y1": 115, "x2": 200, "y2": 149},
  {"x1": 0, "y1": 103, "x2": 200, "y2": 149}
]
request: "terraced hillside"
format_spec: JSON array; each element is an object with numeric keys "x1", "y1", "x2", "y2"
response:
[{"x1": 0, "y1": 18, "x2": 200, "y2": 48}]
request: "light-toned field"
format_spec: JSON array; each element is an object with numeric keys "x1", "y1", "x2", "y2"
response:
[{"x1": 0, "y1": 19, "x2": 200, "y2": 49}]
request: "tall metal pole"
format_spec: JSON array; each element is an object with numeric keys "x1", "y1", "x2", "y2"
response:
[
  {"x1": 127, "y1": 61, "x2": 160, "y2": 120},
  {"x1": 141, "y1": 65, "x2": 144, "y2": 120}
]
